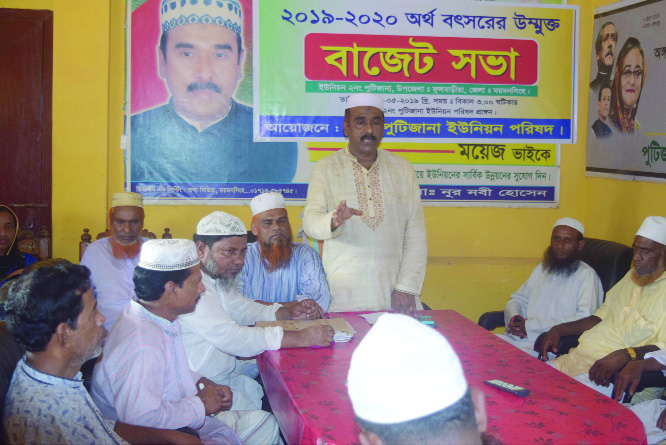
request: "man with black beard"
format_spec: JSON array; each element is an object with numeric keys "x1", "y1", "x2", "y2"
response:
[
  {"x1": 81, "y1": 192, "x2": 148, "y2": 330},
  {"x1": 498, "y1": 218, "x2": 603, "y2": 358},
  {"x1": 541, "y1": 216, "x2": 666, "y2": 399},
  {"x1": 590, "y1": 22, "x2": 618, "y2": 93},
  {"x1": 238, "y1": 192, "x2": 331, "y2": 312}
]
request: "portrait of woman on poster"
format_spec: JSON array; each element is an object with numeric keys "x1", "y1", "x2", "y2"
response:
[{"x1": 608, "y1": 37, "x2": 646, "y2": 135}]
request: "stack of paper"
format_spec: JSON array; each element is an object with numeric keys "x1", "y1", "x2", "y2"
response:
[{"x1": 256, "y1": 318, "x2": 356, "y2": 343}]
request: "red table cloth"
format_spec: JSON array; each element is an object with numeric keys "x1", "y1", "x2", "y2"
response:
[{"x1": 258, "y1": 310, "x2": 648, "y2": 444}]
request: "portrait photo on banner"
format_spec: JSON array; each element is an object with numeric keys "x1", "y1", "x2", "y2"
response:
[
  {"x1": 586, "y1": 0, "x2": 666, "y2": 181},
  {"x1": 128, "y1": 0, "x2": 299, "y2": 203}
]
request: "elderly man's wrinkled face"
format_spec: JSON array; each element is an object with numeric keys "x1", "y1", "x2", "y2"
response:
[
  {"x1": 0, "y1": 211, "x2": 16, "y2": 256},
  {"x1": 200, "y1": 236, "x2": 248, "y2": 280},
  {"x1": 159, "y1": 24, "x2": 243, "y2": 127},
  {"x1": 632, "y1": 235, "x2": 665, "y2": 276},
  {"x1": 343, "y1": 106, "x2": 384, "y2": 158},
  {"x1": 597, "y1": 24, "x2": 617, "y2": 68},
  {"x1": 112, "y1": 207, "x2": 143, "y2": 246}
]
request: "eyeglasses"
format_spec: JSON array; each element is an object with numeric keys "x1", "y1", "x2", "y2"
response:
[{"x1": 621, "y1": 69, "x2": 644, "y2": 80}]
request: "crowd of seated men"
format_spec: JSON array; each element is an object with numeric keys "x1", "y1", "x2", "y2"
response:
[{"x1": 3, "y1": 93, "x2": 666, "y2": 443}]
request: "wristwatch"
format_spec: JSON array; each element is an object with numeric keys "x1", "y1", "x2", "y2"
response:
[{"x1": 626, "y1": 347, "x2": 637, "y2": 361}]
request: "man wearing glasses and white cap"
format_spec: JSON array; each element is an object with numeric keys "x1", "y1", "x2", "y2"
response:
[
  {"x1": 303, "y1": 93, "x2": 427, "y2": 315},
  {"x1": 238, "y1": 192, "x2": 331, "y2": 311},
  {"x1": 92, "y1": 239, "x2": 242, "y2": 444},
  {"x1": 540, "y1": 216, "x2": 666, "y2": 399},
  {"x1": 498, "y1": 217, "x2": 603, "y2": 357},
  {"x1": 347, "y1": 313, "x2": 491, "y2": 444}
]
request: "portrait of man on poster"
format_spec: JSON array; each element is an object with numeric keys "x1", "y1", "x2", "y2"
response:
[{"x1": 130, "y1": 0, "x2": 297, "y2": 186}]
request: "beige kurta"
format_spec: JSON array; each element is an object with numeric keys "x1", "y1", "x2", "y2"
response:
[
  {"x1": 303, "y1": 147, "x2": 427, "y2": 312},
  {"x1": 553, "y1": 270, "x2": 666, "y2": 377}
]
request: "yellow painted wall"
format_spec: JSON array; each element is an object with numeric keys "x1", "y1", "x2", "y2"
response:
[{"x1": 6, "y1": 0, "x2": 656, "y2": 324}]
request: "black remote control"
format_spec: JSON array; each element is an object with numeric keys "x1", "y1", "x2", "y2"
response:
[{"x1": 484, "y1": 379, "x2": 530, "y2": 397}]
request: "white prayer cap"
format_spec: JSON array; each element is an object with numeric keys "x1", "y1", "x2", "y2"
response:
[
  {"x1": 553, "y1": 217, "x2": 584, "y2": 236},
  {"x1": 347, "y1": 314, "x2": 467, "y2": 424},
  {"x1": 636, "y1": 216, "x2": 666, "y2": 245},
  {"x1": 250, "y1": 192, "x2": 285, "y2": 217},
  {"x1": 138, "y1": 239, "x2": 199, "y2": 271},
  {"x1": 160, "y1": 0, "x2": 242, "y2": 35},
  {"x1": 196, "y1": 211, "x2": 246, "y2": 236},
  {"x1": 111, "y1": 192, "x2": 143, "y2": 208},
  {"x1": 346, "y1": 93, "x2": 384, "y2": 111}
]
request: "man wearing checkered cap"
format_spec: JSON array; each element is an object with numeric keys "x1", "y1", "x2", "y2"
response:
[
  {"x1": 131, "y1": 0, "x2": 297, "y2": 184},
  {"x1": 497, "y1": 217, "x2": 603, "y2": 357}
]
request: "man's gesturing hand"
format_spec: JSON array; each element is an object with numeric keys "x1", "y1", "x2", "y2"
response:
[{"x1": 331, "y1": 200, "x2": 362, "y2": 231}]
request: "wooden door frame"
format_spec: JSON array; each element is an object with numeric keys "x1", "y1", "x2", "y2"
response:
[{"x1": 0, "y1": 8, "x2": 53, "y2": 233}]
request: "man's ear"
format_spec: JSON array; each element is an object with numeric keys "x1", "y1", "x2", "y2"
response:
[
  {"x1": 158, "y1": 45, "x2": 167, "y2": 80},
  {"x1": 195, "y1": 241, "x2": 208, "y2": 260},
  {"x1": 471, "y1": 387, "x2": 488, "y2": 433},
  {"x1": 359, "y1": 431, "x2": 383, "y2": 445},
  {"x1": 250, "y1": 221, "x2": 258, "y2": 236},
  {"x1": 236, "y1": 48, "x2": 246, "y2": 82},
  {"x1": 577, "y1": 238, "x2": 585, "y2": 252},
  {"x1": 342, "y1": 118, "x2": 349, "y2": 137},
  {"x1": 54, "y1": 322, "x2": 71, "y2": 347}
]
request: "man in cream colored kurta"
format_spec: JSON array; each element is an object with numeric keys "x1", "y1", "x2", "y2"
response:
[
  {"x1": 540, "y1": 216, "x2": 666, "y2": 398},
  {"x1": 303, "y1": 93, "x2": 427, "y2": 314}
]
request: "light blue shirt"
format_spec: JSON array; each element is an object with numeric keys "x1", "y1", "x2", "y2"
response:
[
  {"x1": 3, "y1": 357, "x2": 126, "y2": 444},
  {"x1": 238, "y1": 242, "x2": 331, "y2": 312}
]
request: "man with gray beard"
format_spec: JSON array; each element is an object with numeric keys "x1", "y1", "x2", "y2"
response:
[
  {"x1": 178, "y1": 211, "x2": 333, "y2": 445},
  {"x1": 541, "y1": 216, "x2": 666, "y2": 399},
  {"x1": 498, "y1": 218, "x2": 603, "y2": 358}
]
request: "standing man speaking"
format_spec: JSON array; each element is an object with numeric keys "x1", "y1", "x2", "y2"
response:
[{"x1": 303, "y1": 93, "x2": 427, "y2": 314}]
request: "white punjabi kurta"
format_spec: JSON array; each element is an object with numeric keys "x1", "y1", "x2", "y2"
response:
[
  {"x1": 303, "y1": 147, "x2": 427, "y2": 312},
  {"x1": 80, "y1": 237, "x2": 147, "y2": 330},
  {"x1": 91, "y1": 301, "x2": 241, "y2": 445},
  {"x1": 502, "y1": 261, "x2": 604, "y2": 348},
  {"x1": 180, "y1": 272, "x2": 283, "y2": 387}
]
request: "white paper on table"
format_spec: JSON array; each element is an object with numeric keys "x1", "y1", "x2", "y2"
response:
[{"x1": 359, "y1": 312, "x2": 391, "y2": 325}]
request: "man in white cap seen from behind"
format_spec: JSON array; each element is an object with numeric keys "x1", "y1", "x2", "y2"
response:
[
  {"x1": 130, "y1": 0, "x2": 297, "y2": 184},
  {"x1": 348, "y1": 314, "x2": 490, "y2": 445},
  {"x1": 498, "y1": 217, "x2": 603, "y2": 357},
  {"x1": 303, "y1": 93, "x2": 427, "y2": 314},
  {"x1": 540, "y1": 216, "x2": 666, "y2": 400},
  {"x1": 179, "y1": 211, "x2": 334, "y2": 444},
  {"x1": 237, "y1": 192, "x2": 331, "y2": 311},
  {"x1": 81, "y1": 191, "x2": 148, "y2": 330},
  {"x1": 92, "y1": 239, "x2": 242, "y2": 444}
]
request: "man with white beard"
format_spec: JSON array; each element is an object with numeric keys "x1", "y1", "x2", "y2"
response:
[
  {"x1": 541, "y1": 216, "x2": 666, "y2": 399},
  {"x1": 81, "y1": 192, "x2": 148, "y2": 330},
  {"x1": 179, "y1": 211, "x2": 334, "y2": 444}
]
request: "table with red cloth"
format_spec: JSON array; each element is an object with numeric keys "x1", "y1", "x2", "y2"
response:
[{"x1": 258, "y1": 310, "x2": 648, "y2": 444}]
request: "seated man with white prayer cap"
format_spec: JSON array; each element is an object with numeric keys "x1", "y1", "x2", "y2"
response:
[
  {"x1": 540, "y1": 216, "x2": 666, "y2": 398},
  {"x1": 237, "y1": 192, "x2": 331, "y2": 311},
  {"x1": 179, "y1": 211, "x2": 334, "y2": 444},
  {"x1": 81, "y1": 191, "x2": 148, "y2": 330},
  {"x1": 347, "y1": 313, "x2": 493, "y2": 445},
  {"x1": 498, "y1": 217, "x2": 603, "y2": 357},
  {"x1": 92, "y1": 239, "x2": 241, "y2": 445}
]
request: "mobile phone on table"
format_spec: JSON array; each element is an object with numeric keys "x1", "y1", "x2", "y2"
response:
[{"x1": 419, "y1": 315, "x2": 435, "y2": 327}]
